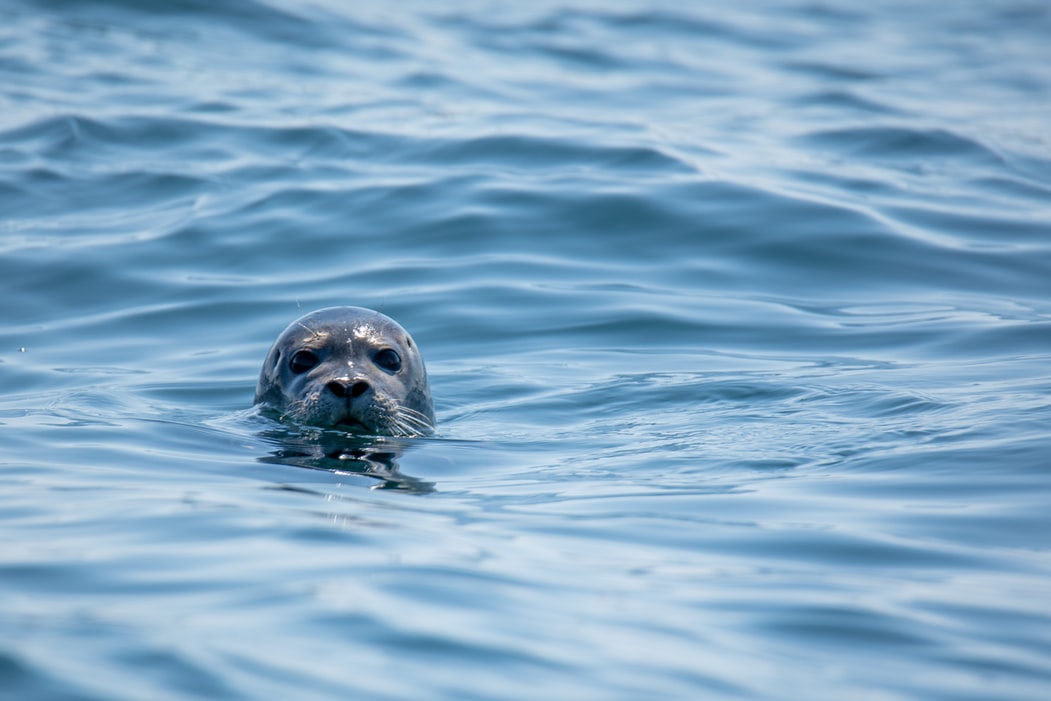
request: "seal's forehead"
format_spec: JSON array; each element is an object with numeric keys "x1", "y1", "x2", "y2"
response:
[
  {"x1": 327, "y1": 321, "x2": 384, "y2": 346},
  {"x1": 351, "y1": 322, "x2": 376, "y2": 339},
  {"x1": 284, "y1": 307, "x2": 405, "y2": 346},
  {"x1": 290, "y1": 319, "x2": 391, "y2": 346}
]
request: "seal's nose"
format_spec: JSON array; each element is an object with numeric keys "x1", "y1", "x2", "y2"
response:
[{"x1": 327, "y1": 379, "x2": 370, "y2": 399}]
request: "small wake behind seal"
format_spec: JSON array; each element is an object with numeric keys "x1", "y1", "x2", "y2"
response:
[{"x1": 254, "y1": 307, "x2": 435, "y2": 437}]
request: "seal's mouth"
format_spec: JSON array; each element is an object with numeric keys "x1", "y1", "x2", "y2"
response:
[{"x1": 334, "y1": 417, "x2": 369, "y2": 432}]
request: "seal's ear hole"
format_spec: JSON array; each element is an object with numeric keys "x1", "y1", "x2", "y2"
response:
[
  {"x1": 290, "y1": 349, "x2": 320, "y2": 374},
  {"x1": 373, "y1": 348, "x2": 402, "y2": 373},
  {"x1": 272, "y1": 350, "x2": 282, "y2": 369}
]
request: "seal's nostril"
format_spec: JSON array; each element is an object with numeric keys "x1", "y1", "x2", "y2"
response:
[{"x1": 328, "y1": 380, "x2": 368, "y2": 399}]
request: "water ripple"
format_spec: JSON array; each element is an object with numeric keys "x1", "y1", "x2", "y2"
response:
[{"x1": 3, "y1": 2, "x2": 1051, "y2": 700}]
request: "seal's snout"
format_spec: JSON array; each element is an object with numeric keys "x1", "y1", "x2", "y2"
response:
[{"x1": 327, "y1": 379, "x2": 370, "y2": 399}]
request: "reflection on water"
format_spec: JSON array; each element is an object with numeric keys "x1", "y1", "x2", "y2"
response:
[{"x1": 256, "y1": 425, "x2": 436, "y2": 494}]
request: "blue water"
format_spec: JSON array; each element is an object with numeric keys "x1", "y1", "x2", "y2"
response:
[{"x1": 3, "y1": 1, "x2": 1051, "y2": 699}]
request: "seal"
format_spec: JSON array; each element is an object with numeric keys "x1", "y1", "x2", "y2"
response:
[{"x1": 254, "y1": 307, "x2": 435, "y2": 437}]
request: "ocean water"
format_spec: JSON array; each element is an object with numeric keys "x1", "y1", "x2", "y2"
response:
[{"x1": 2, "y1": 0, "x2": 1051, "y2": 699}]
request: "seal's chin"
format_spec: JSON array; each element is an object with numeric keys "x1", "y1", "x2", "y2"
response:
[{"x1": 334, "y1": 416, "x2": 370, "y2": 433}]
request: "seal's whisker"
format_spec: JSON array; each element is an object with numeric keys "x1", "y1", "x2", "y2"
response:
[
  {"x1": 397, "y1": 406, "x2": 433, "y2": 427},
  {"x1": 381, "y1": 408, "x2": 433, "y2": 437},
  {"x1": 392, "y1": 407, "x2": 434, "y2": 435}
]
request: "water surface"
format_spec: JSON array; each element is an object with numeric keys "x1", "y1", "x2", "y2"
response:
[{"x1": 2, "y1": 1, "x2": 1051, "y2": 700}]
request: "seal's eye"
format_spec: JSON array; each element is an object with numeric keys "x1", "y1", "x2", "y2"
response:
[
  {"x1": 374, "y1": 348, "x2": 401, "y2": 373},
  {"x1": 289, "y1": 349, "x2": 319, "y2": 374}
]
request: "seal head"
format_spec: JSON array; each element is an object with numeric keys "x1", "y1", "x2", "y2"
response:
[{"x1": 255, "y1": 307, "x2": 434, "y2": 436}]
